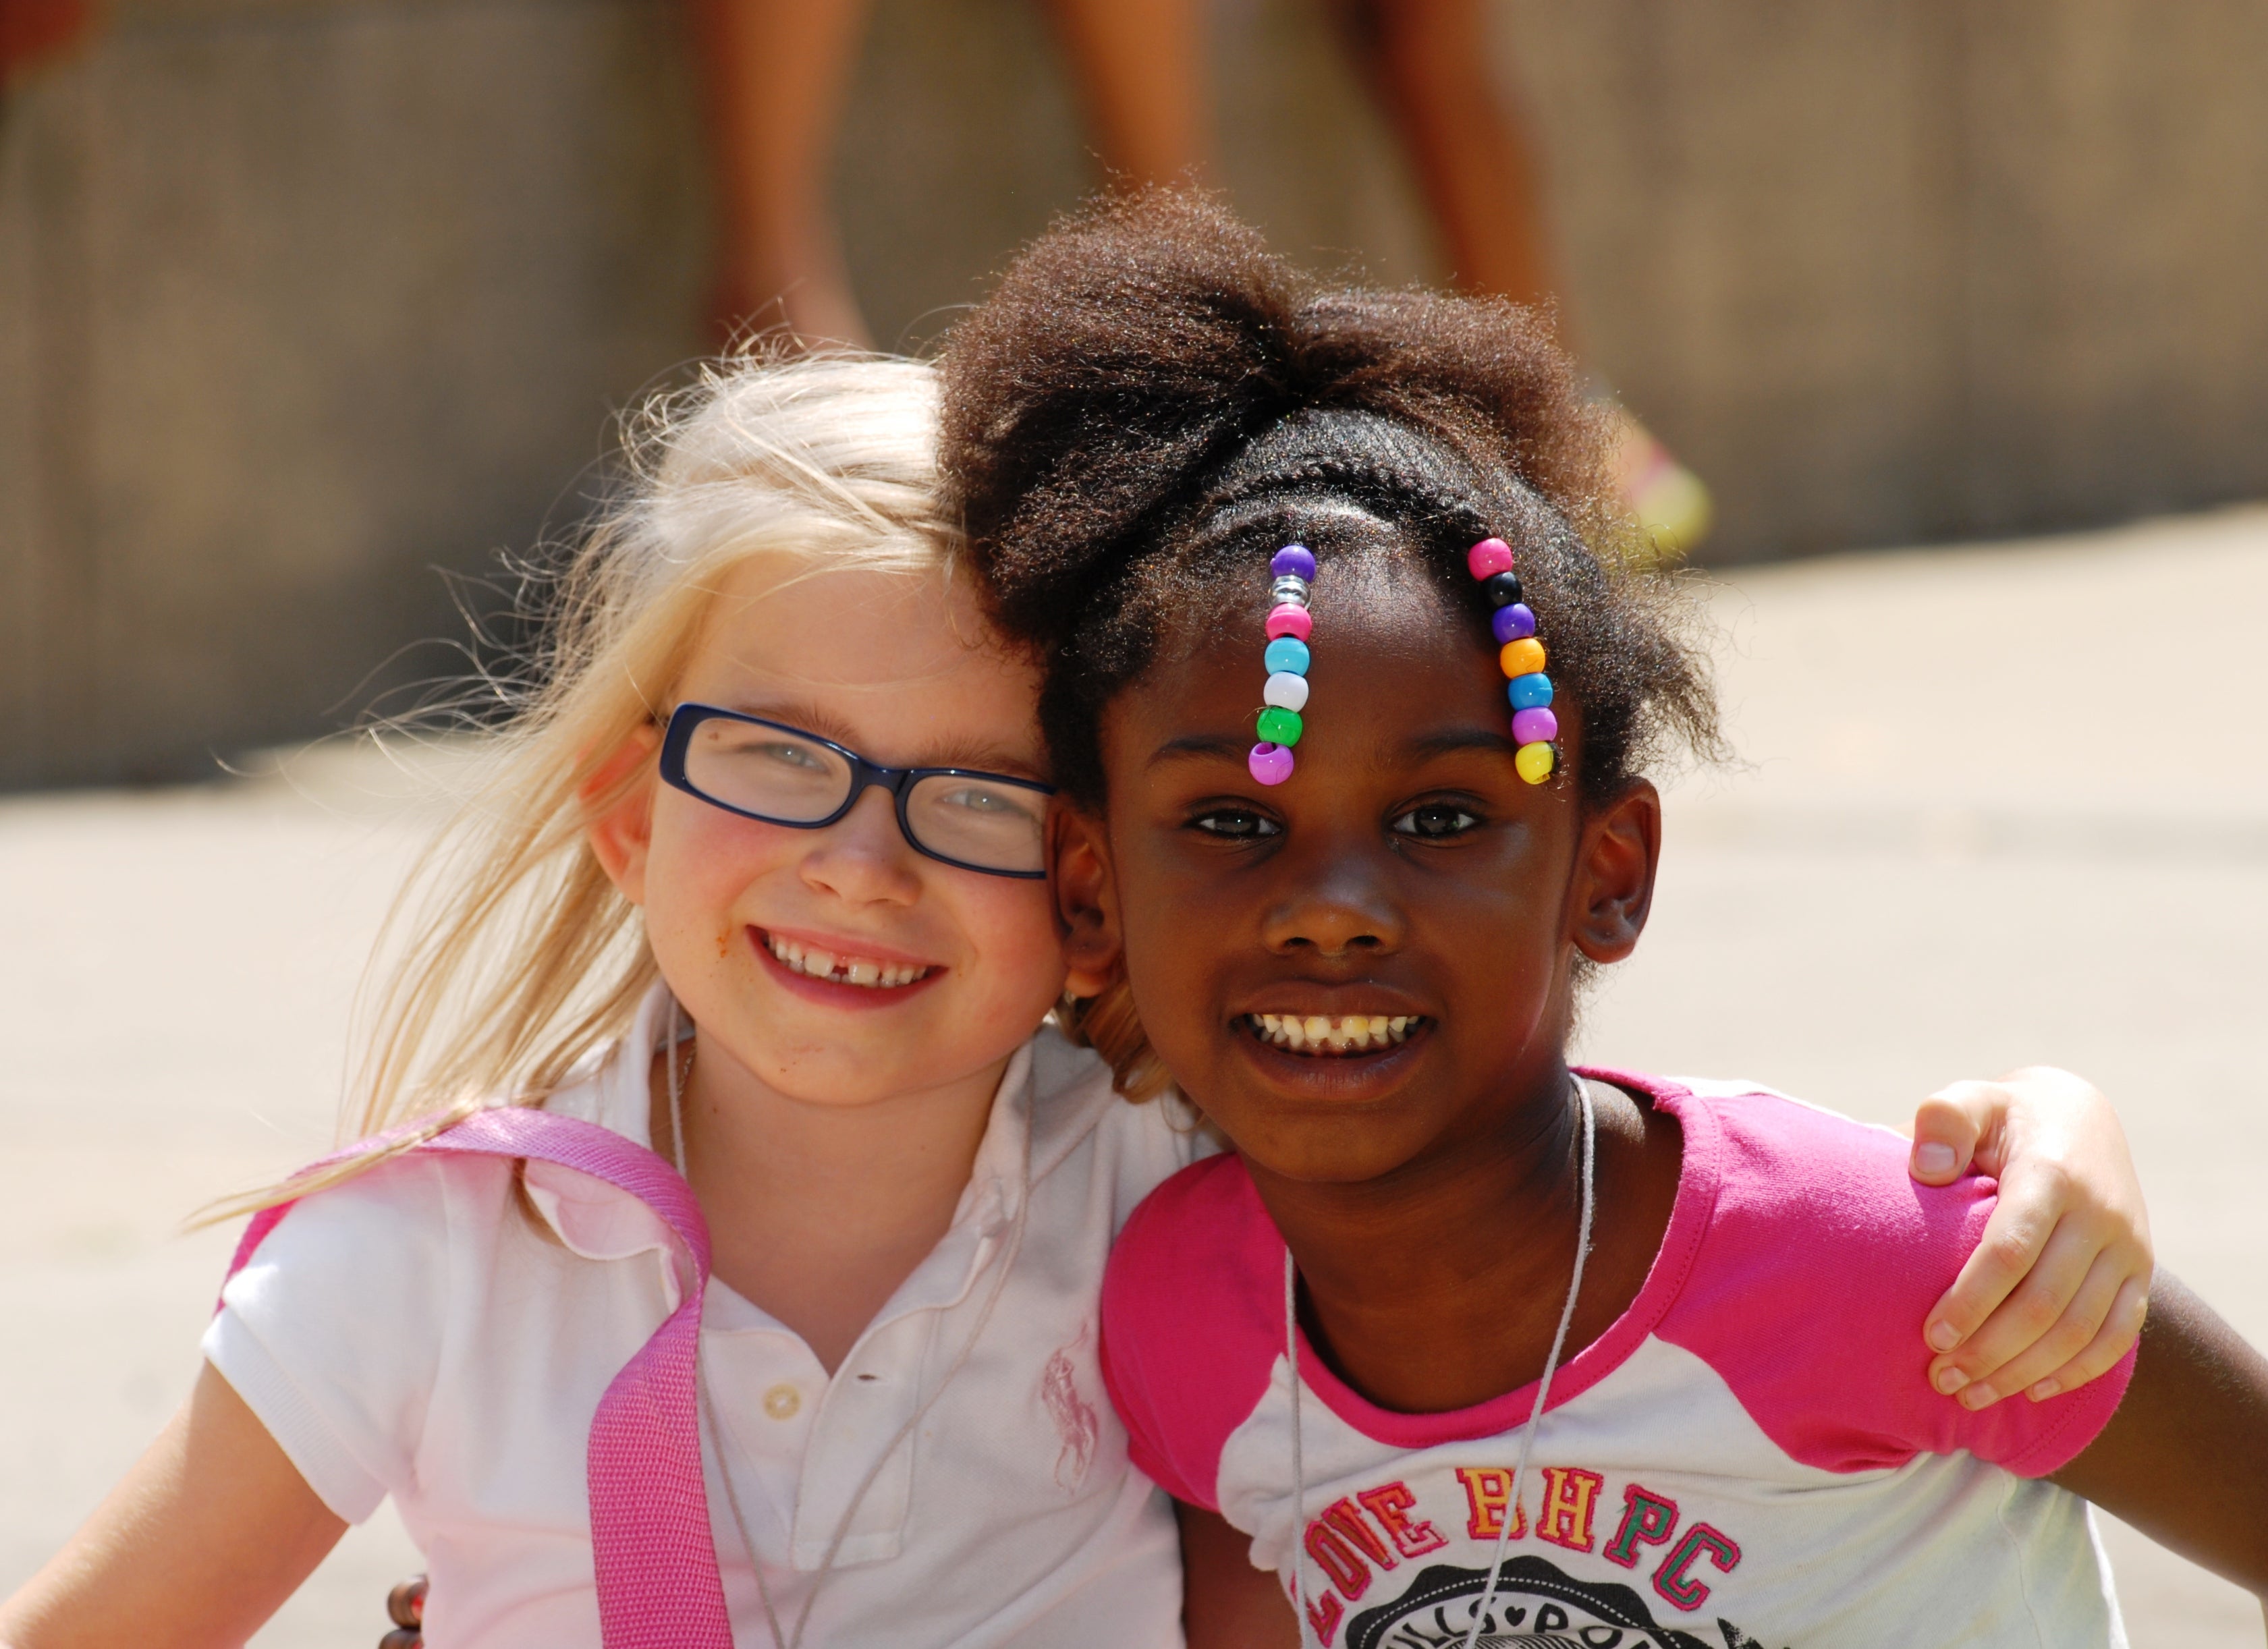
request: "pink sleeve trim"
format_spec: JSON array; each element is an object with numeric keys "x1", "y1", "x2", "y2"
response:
[
  {"x1": 1998, "y1": 1341, "x2": 2138, "y2": 1478},
  {"x1": 1649, "y1": 1083, "x2": 2134, "y2": 1477},
  {"x1": 1099, "y1": 1154, "x2": 1287, "y2": 1511}
]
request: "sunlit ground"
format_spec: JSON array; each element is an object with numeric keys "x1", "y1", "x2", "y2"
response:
[{"x1": 4, "y1": 506, "x2": 2263, "y2": 1645}]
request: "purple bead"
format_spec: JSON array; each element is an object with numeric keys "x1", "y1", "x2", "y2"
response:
[
  {"x1": 1248, "y1": 743, "x2": 1296, "y2": 786},
  {"x1": 1492, "y1": 603, "x2": 1537, "y2": 644},
  {"x1": 1271, "y1": 544, "x2": 1316, "y2": 581},
  {"x1": 1512, "y1": 707, "x2": 1558, "y2": 746}
]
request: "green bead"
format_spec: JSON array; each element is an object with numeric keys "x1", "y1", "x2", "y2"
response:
[{"x1": 1256, "y1": 706, "x2": 1304, "y2": 746}]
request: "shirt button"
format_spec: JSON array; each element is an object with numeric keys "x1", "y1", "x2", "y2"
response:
[{"x1": 762, "y1": 1382, "x2": 802, "y2": 1421}]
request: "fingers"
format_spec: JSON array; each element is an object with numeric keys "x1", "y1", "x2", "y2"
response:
[
  {"x1": 1932, "y1": 1240, "x2": 2124, "y2": 1408},
  {"x1": 1929, "y1": 1214, "x2": 2094, "y2": 1402},
  {"x1": 2022, "y1": 1271, "x2": 2152, "y2": 1403},
  {"x1": 1909, "y1": 1084, "x2": 1997, "y2": 1184},
  {"x1": 1923, "y1": 1157, "x2": 2064, "y2": 1355}
]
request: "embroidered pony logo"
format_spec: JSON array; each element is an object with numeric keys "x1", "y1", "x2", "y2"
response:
[{"x1": 1039, "y1": 1324, "x2": 1101, "y2": 1492}]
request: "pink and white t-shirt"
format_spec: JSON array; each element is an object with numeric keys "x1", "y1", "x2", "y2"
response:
[{"x1": 1100, "y1": 1073, "x2": 2136, "y2": 1649}]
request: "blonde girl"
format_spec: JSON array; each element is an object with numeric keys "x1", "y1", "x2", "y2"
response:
[{"x1": 1, "y1": 352, "x2": 2152, "y2": 1649}]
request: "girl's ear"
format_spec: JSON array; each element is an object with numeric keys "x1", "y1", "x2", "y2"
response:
[
  {"x1": 583, "y1": 725, "x2": 663, "y2": 906},
  {"x1": 1569, "y1": 779, "x2": 1662, "y2": 965},
  {"x1": 1047, "y1": 802, "x2": 1124, "y2": 1000}
]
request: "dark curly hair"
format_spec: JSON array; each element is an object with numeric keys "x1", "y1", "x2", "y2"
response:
[{"x1": 939, "y1": 190, "x2": 1719, "y2": 816}]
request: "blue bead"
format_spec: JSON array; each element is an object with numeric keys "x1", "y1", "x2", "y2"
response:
[
  {"x1": 1508, "y1": 672, "x2": 1553, "y2": 711},
  {"x1": 1271, "y1": 544, "x2": 1317, "y2": 580},
  {"x1": 1492, "y1": 603, "x2": 1537, "y2": 644},
  {"x1": 1263, "y1": 636, "x2": 1311, "y2": 676}
]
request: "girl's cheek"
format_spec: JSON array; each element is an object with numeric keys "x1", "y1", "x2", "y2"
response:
[{"x1": 960, "y1": 879, "x2": 1071, "y2": 999}]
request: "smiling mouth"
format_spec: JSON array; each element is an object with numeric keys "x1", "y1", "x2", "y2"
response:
[
  {"x1": 1244, "y1": 1013, "x2": 1429, "y2": 1057},
  {"x1": 761, "y1": 930, "x2": 937, "y2": 990}
]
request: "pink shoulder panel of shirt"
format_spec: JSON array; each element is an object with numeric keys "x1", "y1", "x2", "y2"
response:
[{"x1": 1096, "y1": 1070, "x2": 2136, "y2": 1513}]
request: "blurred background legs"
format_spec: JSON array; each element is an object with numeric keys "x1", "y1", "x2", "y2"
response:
[
  {"x1": 694, "y1": 0, "x2": 1208, "y2": 348},
  {"x1": 682, "y1": 0, "x2": 1717, "y2": 549}
]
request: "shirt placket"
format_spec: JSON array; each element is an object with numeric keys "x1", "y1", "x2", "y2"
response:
[{"x1": 786, "y1": 1178, "x2": 1018, "y2": 1569}]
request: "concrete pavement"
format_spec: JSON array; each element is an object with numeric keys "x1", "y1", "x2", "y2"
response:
[{"x1": 3, "y1": 506, "x2": 2264, "y2": 1644}]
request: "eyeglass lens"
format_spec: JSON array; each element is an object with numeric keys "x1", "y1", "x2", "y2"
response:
[{"x1": 681, "y1": 717, "x2": 1047, "y2": 874}]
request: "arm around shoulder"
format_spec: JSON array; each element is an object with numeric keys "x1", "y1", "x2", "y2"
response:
[
  {"x1": 0, "y1": 1362, "x2": 345, "y2": 1649},
  {"x1": 1178, "y1": 1501, "x2": 1296, "y2": 1649},
  {"x1": 2049, "y1": 1273, "x2": 2268, "y2": 1598}
]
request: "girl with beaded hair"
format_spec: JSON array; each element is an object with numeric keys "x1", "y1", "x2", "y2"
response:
[
  {"x1": 935, "y1": 191, "x2": 2268, "y2": 1644},
  {"x1": 0, "y1": 331, "x2": 2157, "y2": 1647}
]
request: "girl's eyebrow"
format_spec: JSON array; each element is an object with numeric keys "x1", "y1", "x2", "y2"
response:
[
  {"x1": 1149, "y1": 733, "x2": 1251, "y2": 768},
  {"x1": 719, "y1": 698, "x2": 1047, "y2": 778},
  {"x1": 1407, "y1": 729, "x2": 1520, "y2": 761}
]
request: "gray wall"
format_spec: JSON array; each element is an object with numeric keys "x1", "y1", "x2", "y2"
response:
[{"x1": 5, "y1": 0, "x2": 2265, "y2": 785}]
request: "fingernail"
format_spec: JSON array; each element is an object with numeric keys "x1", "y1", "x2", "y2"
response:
[
  {"x1": 2028, "y1": 1379, "x2": 2059, "y2": 1402},
  {"x1": 1960, "y1": 1383, "x2": 1997, "y2": 1409},
  {"x1": 1934, "y1": 1366, "x2": 1968, "y2": 1394},
  {"x1": 1927, "y1": 1321, "x2": 1962, "y2": 1352},
  {"x1": 1915, "y1": 1142, "x2": 1958, "y2": 1175}
]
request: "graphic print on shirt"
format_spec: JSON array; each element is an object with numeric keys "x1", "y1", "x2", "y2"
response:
[
  {"x1": 1039, "y1": 1320, "x2": 1102, "y2": 1491},
  {"x1": 1294, "y1": 1471, "x2": 1769, "y2": 1649},
  {"x1": 1341, "y1": 1557, "x2": 1727, "y2": 1649}
]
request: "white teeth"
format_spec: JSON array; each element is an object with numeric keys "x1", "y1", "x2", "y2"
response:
[
  {"x1": 1246, "y1": 1013, "x2": 1425, "y2": 1055},
  {"x1": 764, "y1": 934, "x2": 931, "y2": 990}
]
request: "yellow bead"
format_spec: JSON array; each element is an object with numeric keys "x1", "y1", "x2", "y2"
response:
[
  {"x1": 1499, "y1": 638, "x2": 1547, "y2": 679},
  {"x1": 1515, "y1": 742, "x2": 1555, "y2": 785}
]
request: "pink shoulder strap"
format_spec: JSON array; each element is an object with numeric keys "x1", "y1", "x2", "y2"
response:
[{"x1": 223, "y1": 1108, "x2": 735, "y2": 1649}]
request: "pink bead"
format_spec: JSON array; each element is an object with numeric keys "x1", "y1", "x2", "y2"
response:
[
  {"x1": 1466, "y1": 537, "x2": 1515, "y2": 580},
  {"x1": 1248, "y1": 743, "x2": 1296, "y2": 786},
  {"x1": 1265, "y1": 603, "x2": 1313, "y2": 642},
  {"x1": 1512, "y1": 707, "x2": 1558, "y2": 746}
]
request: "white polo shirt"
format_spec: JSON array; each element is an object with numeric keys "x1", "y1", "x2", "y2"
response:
[{"x1": 205, "y1": 988, "x2": 1205, "y2": 1648}]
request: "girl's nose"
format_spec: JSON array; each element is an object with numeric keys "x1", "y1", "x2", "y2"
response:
[
  {"x1": 796, "y1": 786, "x2": 924, "y2": 907},
  {"x1": 1259, "y1": 854, "x2": 1407, "y2": 960}
]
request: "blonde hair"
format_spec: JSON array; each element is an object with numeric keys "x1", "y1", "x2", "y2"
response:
[{"x1": 217, "y1": 354, "x2": 959, "y2": 1215}]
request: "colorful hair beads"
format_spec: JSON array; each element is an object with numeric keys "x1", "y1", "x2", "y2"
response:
[
  {"x1": 1248, "y1": 544, "x2": 1314, "y2": 785},
  {"x1": 1468, "y1": 536, "x2": 1557, "y2": 784}
]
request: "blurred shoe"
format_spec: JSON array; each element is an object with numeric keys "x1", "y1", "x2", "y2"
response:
[{"x1": 1611, "y1": 413, "x2": 1712, "y2": 561}]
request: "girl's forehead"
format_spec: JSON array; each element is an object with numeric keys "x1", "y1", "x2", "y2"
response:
[
  {"x1": 1155, "y1": 554, "x2": 1472, "y2": 683},
  {"x1": 682, "y1": 559, "x2": 1045, "y2": 764}
]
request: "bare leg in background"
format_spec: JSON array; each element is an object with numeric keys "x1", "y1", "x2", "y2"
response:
[
  {"x1": 690, "y1": 0, "x2": 874, "y2": 347},
  {"x1": 1333, "y1": 0, "x2": 1565, "y2": 329},
  {"x1": 1045, "y1": 0, "x2": 1212, "y2": 188}
]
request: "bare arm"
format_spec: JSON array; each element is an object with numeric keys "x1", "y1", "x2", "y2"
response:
[
  {"x1": 0, "y1": 1362, "x2": 345, "y2": 1649},
  {"x1": 1908, "y1": 1068, "x2": 2152, "y2": 1406},
  {"x1": 2050, "y1": 1273, "x2": 2268, "y2": 1596},
  {"x1": 1179, "y1": 1500, "x2": 1297, "y2": 1649}
]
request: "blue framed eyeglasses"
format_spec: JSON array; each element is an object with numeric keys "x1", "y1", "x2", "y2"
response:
[{"x1": 657, "y1": 703, "x2": 1055, "y2": 879}]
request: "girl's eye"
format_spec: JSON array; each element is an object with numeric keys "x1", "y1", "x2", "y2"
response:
[
  {"x1": 1391, "y1": 803, "x2": 1483, "y2": 840},
  {"x1": 1190, "y1": 808, "x2": 1281, "y2": 840},
  {"x1": 758, "y1": 742, "x2": 827, "y2": 771}
]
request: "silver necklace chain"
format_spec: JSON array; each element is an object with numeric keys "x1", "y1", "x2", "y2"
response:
[
  {"x1": 1285, "y1": 1076, "x2": 1597, "y2": 1649},
  {"x1": 667, "y1": 1003, "x2": 1032, "y2": 1649}
]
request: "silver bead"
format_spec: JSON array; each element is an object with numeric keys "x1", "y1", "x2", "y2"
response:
[{"x1": 1270, "y1": 575, "x2": 1310, "y2": 606}]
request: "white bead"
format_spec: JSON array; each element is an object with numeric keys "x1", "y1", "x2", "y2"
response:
[{"x1": 1263, "y1": 671, "x2": 1310, "y2": 711}]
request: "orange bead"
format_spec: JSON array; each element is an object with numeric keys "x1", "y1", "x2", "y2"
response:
[{"x1": 1499, "y1": 638, "x2": 1546, "y2": 679}]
